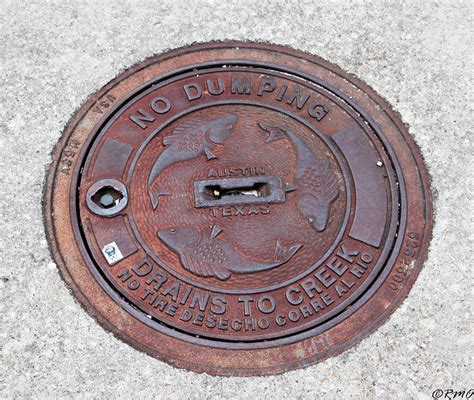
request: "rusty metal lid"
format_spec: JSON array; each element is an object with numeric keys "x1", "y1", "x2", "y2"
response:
[{"x1": 44, "y1": 42, "x2": 432, "y2": 376}]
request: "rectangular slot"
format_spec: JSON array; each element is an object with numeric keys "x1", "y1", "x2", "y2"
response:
[
  {"x1": 194, "y1": 176, "x2": 286, "y2": 208},
  {"x1": 203, "y1": 182, "x2": 270, "y2": 200}
]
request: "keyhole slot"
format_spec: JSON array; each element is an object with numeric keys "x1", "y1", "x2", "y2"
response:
[
  {"x1": 203, "y1": 182, "x2": 271, "y2": 200},
  {"x1": 86, "y1": 179, "x2": 129, "y2": 217},
  {"x1": 194, "y1": 176, "x2": 286, "y2": 208},
  {"x1": 92, "y1": 186, "x2": 124, "y2": 209}
]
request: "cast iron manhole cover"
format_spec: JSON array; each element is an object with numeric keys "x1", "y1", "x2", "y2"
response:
[{"x1": 44, "y1": 42, "x2": 432, "y2": 375}]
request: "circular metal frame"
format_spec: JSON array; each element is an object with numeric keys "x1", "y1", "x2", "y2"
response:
[{"x1": 43, "y1": 41, "x2": 432, "y2": 376}]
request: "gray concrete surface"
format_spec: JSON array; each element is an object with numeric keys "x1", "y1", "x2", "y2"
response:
[{"x1": 1, "y1": 0, "x2": 472, "y2": 398}]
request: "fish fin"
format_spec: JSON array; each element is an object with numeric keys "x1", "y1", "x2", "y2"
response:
[
  {"x1": 171, "y1": 118, "x2": 203, "y2": 135},
  {"x1": 309, "y1": 158, "x2": 339, "y2": 205},
  {"x1": 180, "y1": 254, "x2": 231, "y2": 281},
  {"x1": 162, "y1": 118, "x2": 204, "y2": 146},
  {"x1": 258, "y1": 122, "x2": 288, "y2": 142},
  {"x1": 210, "y1": 225, "x2": 222, "y2": 239},
  {"x1": 204, "y1": 147, "x2": 217, "y2": 160},
  {"x1": 162, "y1": 136, "x2": 177, "y2": 146},
  {"x1": 148, "y1": 182, "x2": 171, "y2": 210},
  {"x1": 274, "y1": 240, "x2": 302, "y2": 262},
  {"x1": 212, "y1": 267, "x2": 231, "y2": 281},
  {"x1": 319, "y1": 158, "x2": 340, "y2": 203},
  {"x1": 297, "y1": 158, "x2": 339, "y2": 230},
  {"x1": 180, "y1": 254, "x2": 200, "y2": 274}
]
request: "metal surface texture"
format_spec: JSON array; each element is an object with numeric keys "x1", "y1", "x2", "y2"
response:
[{"x1": 43, "y1": 41, "x2": 432, "y2": 376}]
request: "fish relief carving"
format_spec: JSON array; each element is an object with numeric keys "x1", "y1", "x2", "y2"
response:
[
  {"x1": 157, "y1": 225, "x2": 302, "y2": 280},
  {"x1": 258, "y1": 123, "x2": 340, "y2": 232},
  {"x1": 147, "y1": 115, "x2": 237, "y2": 209}
]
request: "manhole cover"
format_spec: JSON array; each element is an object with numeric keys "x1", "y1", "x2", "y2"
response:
[{"x1": 44, "y1": 42, "x2": 432, "y2": 375}]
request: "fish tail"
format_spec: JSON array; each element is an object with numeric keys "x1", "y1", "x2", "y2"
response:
[
  {"x1": 274, "y1": 240, "x2": 302, "y2": 262},
  {"x1": 148, "y1": 181, "x2": 171, "y2": 210}
]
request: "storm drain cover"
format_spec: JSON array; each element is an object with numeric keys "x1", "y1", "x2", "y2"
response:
[{"x1": 44, "y1": 42, "x2": 432, "y2": 375}]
